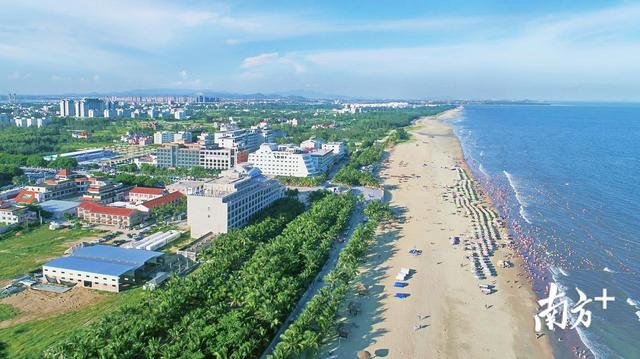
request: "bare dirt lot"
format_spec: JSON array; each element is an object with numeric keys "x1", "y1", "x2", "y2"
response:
[{"x1": 0, "y1": 287, "x2": 103, "y2": 329}]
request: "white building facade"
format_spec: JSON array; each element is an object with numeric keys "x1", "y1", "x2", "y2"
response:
[
  {"x1": 187, "y1": 165, "x2": 285, "y2": 238},
  {"x1": 248, "y1": 143, "x2": 319, "y2": 177}
]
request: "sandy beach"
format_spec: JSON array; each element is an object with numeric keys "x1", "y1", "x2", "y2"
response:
[{"x1": 320, "y1": 107, "x2": 553, "y2": 358}]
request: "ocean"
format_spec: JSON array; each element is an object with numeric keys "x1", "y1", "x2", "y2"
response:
[{"x1": 451, "y1": 104, "x2": 640, "y2": 358}]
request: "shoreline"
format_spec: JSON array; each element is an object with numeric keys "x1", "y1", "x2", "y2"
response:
[
  {"x1": 320, "y1": 106, "x2": 554, "y2": 358},
  {"x1": 451, "y1": 111, "x2": 592, "y2": 359}
]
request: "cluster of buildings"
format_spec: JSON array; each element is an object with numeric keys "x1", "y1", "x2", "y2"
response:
[
  {"x1": 0, "y1": 102, "x2": 54, "y2": 128},
  {"x1": 332, "y1": 101, "x2": 410, "y2": 114},
  {"x1": 0, "y1": 169, "x2": 184, "y2": 229},
  {"x1": 59, "y1": 98, "x2": 191, "y2": 119},
  {"x1": 148, "y1": 124, "x2": 285, "y2": 171}
]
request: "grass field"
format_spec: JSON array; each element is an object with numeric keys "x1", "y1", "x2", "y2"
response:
[
  {"x1": 0, "y1": 288, "x2": 146, "y2": 358},
  {"x1": 0, "y1": 226, "x2": 104, "y2": 282},
  {"x1": 0, "y1": 303, "x2": 19, "y2": 322}
]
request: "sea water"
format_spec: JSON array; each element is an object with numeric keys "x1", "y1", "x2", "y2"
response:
[{"x1": 451, "y1": 104, "x2": 640, "y2": 358}]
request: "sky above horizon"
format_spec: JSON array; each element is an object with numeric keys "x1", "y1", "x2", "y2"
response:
[{"x1": 1, "y1": 0, "x2": 640, "y2": 100}]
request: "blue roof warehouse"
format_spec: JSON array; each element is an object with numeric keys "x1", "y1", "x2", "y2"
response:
[{"x1": 42, "y1": 245, "x2": 164, "y2": 292}]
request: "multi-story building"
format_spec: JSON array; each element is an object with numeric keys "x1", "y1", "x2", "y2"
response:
[
  {"x1": 59, "y1": 99, "x2": 75, "y2": 117},
  {"x1": 76, "y1": 98, "x2": 105, "y2": 118},
  {"x1": 199, "y1": 146, "x2": 236, "y2": 170},
  {"x1": 197, "y1": 132, "x2": 214, "y2": 146},
  {"x1": 248, "y1": 143, "x2": 319, "y2": 177},
  {"x1": 77, "y1": 201, "x2": 144, "y2": 229},
  {"x1": 155, "y1": 144, "x2": 236, "y2": 170},
  {"x1": 322, "y1": 142, "x2": 346, "y2": 157},
  {"x1": 214, "y1": 128, "x2": 262, "y2": 151},
  {"x1": 153, "y1": 131, "x2": 174, "y2": 144},
  {"x1": 0, "y1": 202, "x2": 32, "y2": 226},
  {"x1": 309, "y1": 149, "x2": 336, "y2": 173},
  {"x1": 128, "y1": 187, "x2": 168, "y2": 204},
  {"x1": 82, "y1": 179, "x2": 130, "y2": 204},
  {"x1": 18, "y1": 179, "x2": 78, "y2": 204},
  {"x1": 187, "y1": 165, "x2": 285, "y2": 237},
  {"x1": 155, "y1": 144, "x2": 200, "y2": 168},
  {"x1": 300, "y1": 136, "x2": 326, "y2": 151},
  {"x1": 173, "y1": 131, "x2": 193, "y2": 144}
]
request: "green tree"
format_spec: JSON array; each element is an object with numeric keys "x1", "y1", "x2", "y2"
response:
[{"x1": 48, "y1": 157, "x2": 78, "y2": 170}]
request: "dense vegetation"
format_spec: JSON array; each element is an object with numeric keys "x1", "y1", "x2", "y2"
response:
[
  {"x1": 276, "y1": 174, "x2": 326, "y2": 187},
  {"x1": 0, "y1": 164, "x2": 23, "y2": 186},
  {"x1": 333, "y1": 144, "x2": 385, "y2": 187},
  {"x1": 0, "y1": 118, "x2": 127, "y2": 159},
  {"x1": 157, "y1": 194, "x2": 355, "y2": 358},
  {"x1": 270, "y1": 106, "x2": 450, "y2": 147},
  {"x1": 270, "y1": 201, "x2": 391, "y2": 358},
  {"x1": 44, "y1": 195, "x2": 353, "y2": 358}
]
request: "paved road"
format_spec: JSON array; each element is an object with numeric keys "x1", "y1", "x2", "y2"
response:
[{"x1": 260, "y1": 203, "x2": 365, "y2": 358}]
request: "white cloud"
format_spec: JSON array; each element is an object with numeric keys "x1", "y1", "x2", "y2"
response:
[
  {"x1": 241, "y1": 52, "x2": 306, "y2": 75},
  {"x1": 179, "y1": 70, "x2": 189, "y2": 81},
  {"x1": 7, "y1": 71, "x2": 31, "y2": 80},
  {"x1": 241, "y1": 53, "x2": 280, "y2": 68}
]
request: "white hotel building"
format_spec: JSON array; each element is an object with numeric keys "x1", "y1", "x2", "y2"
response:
[
  {"x1": 187, "y1": 165, "x2": 285, "y2": 238},
  {"x1": 248, "y1": 143, "x2": 319, "y2": 178}
]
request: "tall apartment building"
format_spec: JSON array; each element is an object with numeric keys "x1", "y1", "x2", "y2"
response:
[
  {"x1": 187, "y1": 165, "x2": 285, "y2": 237},
  {"x1": 75, "y1": 98, "x2": 105, "y2": 118},
  {"x1": 248, "y1": 143, "x2": 319, "y2": 177},
  {"x1": 59, "y1": 99, "x2": 75, "y2": 117},
  {"x1": 153, "y1": 131, "x2": 174, "y2": 144}
]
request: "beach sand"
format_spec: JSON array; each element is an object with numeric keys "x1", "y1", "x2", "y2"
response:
[{"x1": 320, "y1": 108, "x2": 553, "y2": 358}]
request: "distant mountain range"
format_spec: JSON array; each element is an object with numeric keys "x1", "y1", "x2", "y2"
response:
[{"x1": 48, "y1": 88, "x2": 353, "y2": 100}]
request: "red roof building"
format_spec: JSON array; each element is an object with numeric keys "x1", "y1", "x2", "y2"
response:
[
  {"x1": 128, "y1": 187, "x2": 167, "y2": 204},
  {"x1": 77, "y1": 201, "x2": 144, "y2": 228},
  {"x1": 15, "y1": 189, "x2": 41, "y2": 205},
  {"x1": 139, "y1": 191, "x2": 184, "y2": 212}
]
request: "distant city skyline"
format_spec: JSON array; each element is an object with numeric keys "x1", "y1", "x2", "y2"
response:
[{"x1": 1, "y1": 0, "x2": 640, "y2": 100}]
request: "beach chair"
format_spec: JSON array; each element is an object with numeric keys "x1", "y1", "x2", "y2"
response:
[
  {"x1": 393, "y1": 281, "x2": 407, "y2": 288},
  {"x1": 394, "y1": 293, "x2": 410, "y2": 298},
  {"x1": 395, "y1": 273, "x2": 407, "y2": 281},
  {"x1": 400, "y1": 268, "x2": 411, "y2": 275}
]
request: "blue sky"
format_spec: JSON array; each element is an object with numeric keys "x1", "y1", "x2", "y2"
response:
[{"x1": 1, "y1": 0, "x2": 639, "y2": 100}]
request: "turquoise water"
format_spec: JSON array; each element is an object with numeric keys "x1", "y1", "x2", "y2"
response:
[{"x1": 452, "y1": 104, "x2": 640, "y2": 358}]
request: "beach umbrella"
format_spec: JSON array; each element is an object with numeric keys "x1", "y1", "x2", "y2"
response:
[{"x1": 357, "y1": 351, "x2": 372, "y2": 359}]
